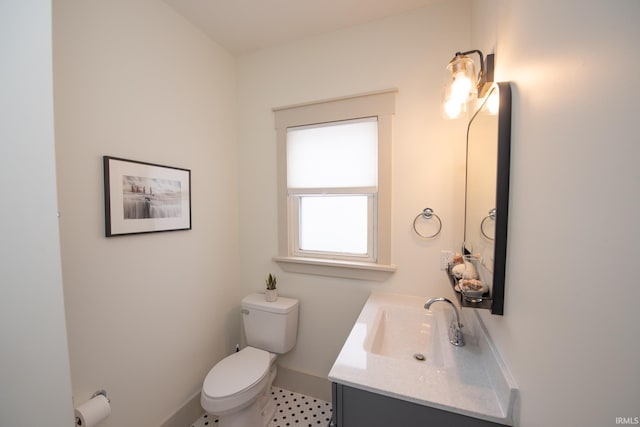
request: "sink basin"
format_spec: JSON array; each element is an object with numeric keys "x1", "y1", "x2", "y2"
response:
[{"x1": 363, "y1": 305, "x2": 442, "y2": 364}]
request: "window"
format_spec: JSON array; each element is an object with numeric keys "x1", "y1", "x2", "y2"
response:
[
  {"x1": 273, "y1": 90, "x2": 397, "y2": 280},
  {"x1": 288, "y1": 118, "x2": 377, "y2": 262}
]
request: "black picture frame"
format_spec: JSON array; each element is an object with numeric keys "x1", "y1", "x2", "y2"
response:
[{"x1": 103, "y1": 156, "x2": 191, "y2": 237}]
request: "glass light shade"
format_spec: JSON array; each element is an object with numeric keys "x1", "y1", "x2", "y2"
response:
[
  {"x1": 443, "y1": 55, "x2": 477, "y2": 119},
  {"x1": 447, "y1": 56, "x2": 477, "y2": 102}
]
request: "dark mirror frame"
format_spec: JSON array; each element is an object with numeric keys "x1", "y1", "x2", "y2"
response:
[
  {"x1": 490, "y1": 81, "x2": 512, "y2": 315},
  {"x1": 458, "y1": 81, "x2": 511, "y2": 315}
]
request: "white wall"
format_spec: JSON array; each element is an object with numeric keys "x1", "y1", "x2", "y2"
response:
[
  {"x1": 53, "y1": 1, "x2": 240, "y2": 425},
  {"x1": 472, "y1": 0, "x2": 640, "y2": 425},
  {"x1": 0, "y1": 1, "x2": 75, "y2": 426},
  {"x1": 236, "y1": 0, "x2": 472, "y2": 379}
]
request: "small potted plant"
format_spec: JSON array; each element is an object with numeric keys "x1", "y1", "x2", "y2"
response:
[{"x1": 265, "y1": 273, "x2": 278, "y2": 302}]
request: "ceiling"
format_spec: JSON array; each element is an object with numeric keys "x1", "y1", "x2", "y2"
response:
[{"x1": 163, "y1": 0, "x2": 440, "y2": 55}]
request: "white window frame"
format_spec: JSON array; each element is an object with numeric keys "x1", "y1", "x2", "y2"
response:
[{"x1": 272, "y1": 89, "x2": 397, "y2": 281}]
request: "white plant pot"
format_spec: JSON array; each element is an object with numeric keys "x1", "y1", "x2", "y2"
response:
[{"x1": 265, "y1": 289, "x2": 278, "y2": 302}]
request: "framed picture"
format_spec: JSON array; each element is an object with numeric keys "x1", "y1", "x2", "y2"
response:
[{"x1": 103, "y1": 156, "x2": 191, "y2": 237}]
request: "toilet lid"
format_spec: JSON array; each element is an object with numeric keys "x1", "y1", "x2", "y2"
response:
[{"x1": 203, "y1": 347, "x2": 270, "y2": 398}]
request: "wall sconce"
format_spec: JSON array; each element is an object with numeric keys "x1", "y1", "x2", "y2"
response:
[{"x1": 443, "y1": 50, "x2": 495, "y2": 119}]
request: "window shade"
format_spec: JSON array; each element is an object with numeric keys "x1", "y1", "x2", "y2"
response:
[{"x1": 286, "y1": 117, "x2": 378, "y2": 189}]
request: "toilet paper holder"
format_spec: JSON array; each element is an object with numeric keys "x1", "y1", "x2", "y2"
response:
[{"x1": 75, "y1": 390, "x2": 109, "y2": 426}]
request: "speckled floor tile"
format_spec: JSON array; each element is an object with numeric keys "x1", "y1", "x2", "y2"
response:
[{"x1": 191, "y1": 387, "x2": 332, "y2": 427}]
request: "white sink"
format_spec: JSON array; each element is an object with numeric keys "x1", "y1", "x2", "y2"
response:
[
  {"x1": 328, "y1": 292, "x2": 518, "y2": 426},
  {"x1": 363, "y1": 304, "x2": 443, "y2": 365}
]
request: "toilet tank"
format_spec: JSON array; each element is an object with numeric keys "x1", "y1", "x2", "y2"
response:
[{"x1": 241, "y1": 293, "x2": 299, "y2": 354}]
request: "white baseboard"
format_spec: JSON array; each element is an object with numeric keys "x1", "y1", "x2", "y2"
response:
[
  {"x1": 159, "y1": 391, "x2": 202, "y2": 427},
  {"x1": 273, "y1": 365, "x2": 332, "y2": 402}
]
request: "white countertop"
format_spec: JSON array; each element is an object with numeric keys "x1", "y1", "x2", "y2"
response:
[{"x1": 328, "y1": 292, "x2": 517, "y2": 425}]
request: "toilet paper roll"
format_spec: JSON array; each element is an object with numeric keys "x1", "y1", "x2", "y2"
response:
[{"x1": 74, "y1": 395, "x2": 111, "y2": 427}]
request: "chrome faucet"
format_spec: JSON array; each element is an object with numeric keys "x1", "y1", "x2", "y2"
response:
[{"x1": 424, "y1": 297, "x2": 465, "y2": 347}]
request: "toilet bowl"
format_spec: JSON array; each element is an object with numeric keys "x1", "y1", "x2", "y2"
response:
[
  {"x1": 200, "y1": 293, "x2": 299, "y2": 427},
  {"x1": 201, "y1": 347, "x2": 277, "y2": 427}
]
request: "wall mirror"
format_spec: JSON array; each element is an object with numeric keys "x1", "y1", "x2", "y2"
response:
[{"x1": 462, "y1": 81, "x2": 512, "y2": 315}]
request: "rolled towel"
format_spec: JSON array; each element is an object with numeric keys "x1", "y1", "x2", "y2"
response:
[{"x1": 451, "y1": 261, "x2": 478, "y2": 279}]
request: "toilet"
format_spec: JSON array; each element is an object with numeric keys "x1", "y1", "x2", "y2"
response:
[{"x1": 201, "y1": 293, "x2": 299, "y2": 427}]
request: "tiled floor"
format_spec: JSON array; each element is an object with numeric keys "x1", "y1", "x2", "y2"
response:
[{"x1": 192, "y1": 387, "x2": 332, "y2": 427}]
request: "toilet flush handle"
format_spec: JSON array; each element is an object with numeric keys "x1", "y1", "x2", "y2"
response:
[{"x1": 241, "y1": 309, "x2": 250, "y2": 315}]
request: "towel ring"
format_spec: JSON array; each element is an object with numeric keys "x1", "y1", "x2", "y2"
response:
[
  {"x1": 413, "y1": 208, "x2": 442, "y2": 239},
  {"x1": 480, "y1": 208, "x2": 496, "y2": 240}
]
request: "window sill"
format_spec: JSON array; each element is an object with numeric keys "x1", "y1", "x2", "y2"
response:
[{"x1": 273, "y1": 256, "x2": 396, "y2": 282}]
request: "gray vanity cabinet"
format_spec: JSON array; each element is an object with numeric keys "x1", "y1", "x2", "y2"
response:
[{"x1": 331, "y1": 383, "x2": 508, "y2": 427}]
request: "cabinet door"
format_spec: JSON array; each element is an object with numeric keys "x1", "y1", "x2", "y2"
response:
[{"x1": 332, "y1": 383, "x2": 506, "y2": 427}]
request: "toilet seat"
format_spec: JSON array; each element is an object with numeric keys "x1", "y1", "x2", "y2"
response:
[{"x1": 201, "y1": 347, "x2": 272, "y2": 414}]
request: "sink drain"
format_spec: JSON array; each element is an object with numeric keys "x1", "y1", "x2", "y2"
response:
[{"x1": 413, "y1": 353, "x2": 426, "y2": 361}]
